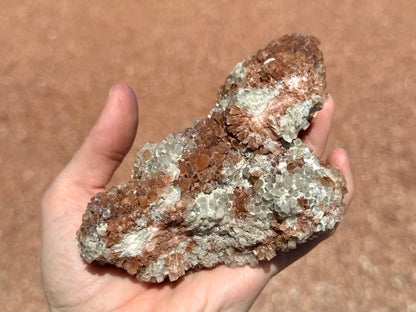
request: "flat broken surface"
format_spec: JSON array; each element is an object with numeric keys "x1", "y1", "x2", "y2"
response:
[{"x1": 77, "y1": 34, "x2": 347, "y2": 283}]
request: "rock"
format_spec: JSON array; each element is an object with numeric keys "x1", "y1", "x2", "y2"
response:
[{"x1": 77, "y1": 34, "x2": 347, "y2": 283}]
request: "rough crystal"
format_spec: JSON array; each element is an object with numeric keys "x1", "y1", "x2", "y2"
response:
[{"x1": 77, "y1": 34, "x2": 347, "y2": 283}]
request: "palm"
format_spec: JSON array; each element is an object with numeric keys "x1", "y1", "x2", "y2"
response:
[
  {"x1": 41, "y1": 84, "x2": 353, "y2": 312},
  {"x1": 42, "y1": 184, "x2": 274, "y2": 312}
]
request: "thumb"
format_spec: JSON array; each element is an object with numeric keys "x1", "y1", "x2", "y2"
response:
[{"x1": 62, "y1": 83, "x2": 138, "y2": 193}]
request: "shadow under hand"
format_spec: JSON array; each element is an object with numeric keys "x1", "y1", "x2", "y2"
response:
[{"x1": 270, "y1": 228, "x2": 337, "y2": 276}]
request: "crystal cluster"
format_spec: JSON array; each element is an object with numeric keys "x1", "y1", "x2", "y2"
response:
[{"x1": 77, "y1": 34, "x2": 347, "y2": 283}]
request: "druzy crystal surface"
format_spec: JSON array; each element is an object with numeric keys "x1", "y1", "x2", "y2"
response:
[{"x1": 77, "y1": 34, "x2": 347, "y2": 283}]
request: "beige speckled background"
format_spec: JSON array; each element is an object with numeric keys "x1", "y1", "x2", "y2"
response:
[{"x1": 1, "y1": 1, "x2": 415, "y2": 311}]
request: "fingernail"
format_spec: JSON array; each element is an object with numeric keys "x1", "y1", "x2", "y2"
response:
[{"x1": 108, "y1": 85, "x2": 115, "y2": 98}]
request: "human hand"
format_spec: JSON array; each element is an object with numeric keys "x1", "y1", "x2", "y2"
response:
[{"x1": 41, "y1": 84, "x2": 353, "y2": 312}]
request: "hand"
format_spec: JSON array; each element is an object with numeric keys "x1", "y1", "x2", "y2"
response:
[{"x1": 41, "y1": 84, "x2": 354, "y2": 312}]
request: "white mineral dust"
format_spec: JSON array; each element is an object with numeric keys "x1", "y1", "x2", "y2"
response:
[
  {"x1": 233, "y1": 86, "x2": 281, "y2": 116},
  {"x1": 286, "y1": 74, "x2": 307, "y2": 90},
  {"x1": 96, "y1": 222, "x2": 108, "y2": 236},
  {"x1": 113, "y1": 226, "x2": 158, "y2": 257},
  {"x1": 149, "y1": 185, "x2": 182, "y2": 223},
  {"x1": 263, "y1": 57, "x2": 275, "y2": 64},
  {"x1": 218, "y1": 61, "x2": 284, "y2": 116},
  {"x1": 155, "y1": 186, "x2": 181, "y2": 213}
]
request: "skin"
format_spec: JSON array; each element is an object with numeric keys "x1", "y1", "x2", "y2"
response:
[{"x1": 41, "y1": 84, "x2": 354, "y2": 312}]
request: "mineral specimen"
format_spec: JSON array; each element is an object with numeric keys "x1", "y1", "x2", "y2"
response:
[{"x1": 77, "y1": 34, "x2": 347, "y2": 283}]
